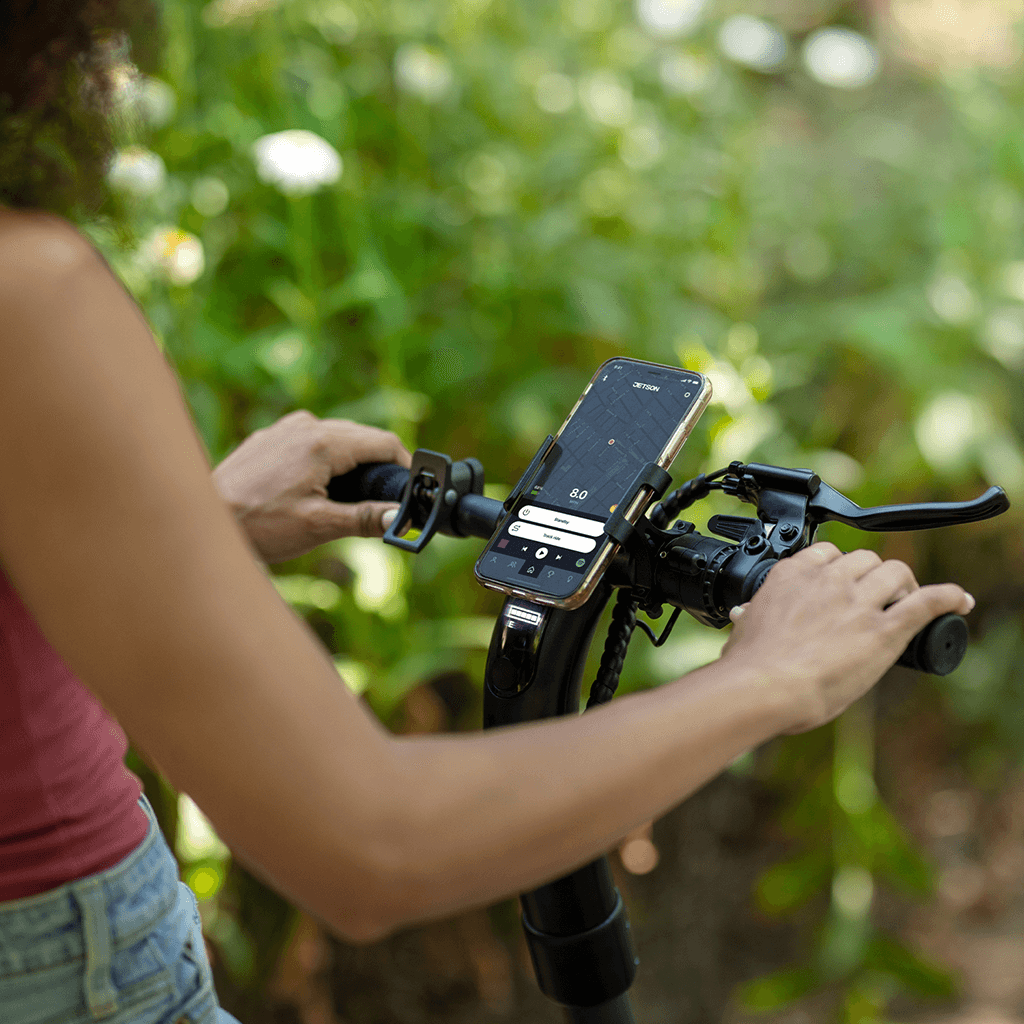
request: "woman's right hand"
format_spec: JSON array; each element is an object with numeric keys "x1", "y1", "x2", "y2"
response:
[{"x1": 719, "y1": 541, "x2": 976, "y2": 734}]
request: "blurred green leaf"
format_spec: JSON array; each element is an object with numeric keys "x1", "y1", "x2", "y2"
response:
[
  {"x1": 325, "y1": 384, "x2": 432, "y2": 427},
  {"x1": 755, "y1": 849, "x2": 831, "y2": 916},
  {"x1": 863, "y1": 934, "x2": 958, "y2": 1001},
  {"x1": 265, "y1": 276, "x2": 316, "y2": 327},
  {"x1": 841, "y1": 982, "x2": 887, "y2": 1024},
  {"x1": 851, "y1": 801, "x2": 935, "y2": 898},
  {"x1": 738, "y1": 967, "x2": 818, "y2": 1013}
]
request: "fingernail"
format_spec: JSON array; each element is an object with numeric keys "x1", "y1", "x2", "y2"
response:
[
  {"x1": 965, "y1": 592, "x2": 976, "y2": 610},
  {"x1": 381, "y1": 508, "x2": 398, "y2": 529}
]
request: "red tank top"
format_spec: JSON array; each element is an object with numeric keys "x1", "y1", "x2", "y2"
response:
[{"x1": 0, "y1": 566, "x2": 149, "y2": 902}]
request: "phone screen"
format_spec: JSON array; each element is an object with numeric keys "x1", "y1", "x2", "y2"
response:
[{"x1": 475, "y1": 360, "x2": 709, "y2": 604}]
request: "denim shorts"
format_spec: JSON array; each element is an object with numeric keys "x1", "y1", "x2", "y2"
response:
[{"x1": 0, "y1": 793, "x2": 243, "y2": 1024}]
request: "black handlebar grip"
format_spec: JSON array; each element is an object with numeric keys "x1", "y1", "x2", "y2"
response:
[
  {"x1": 894, "y1": 612, "x2": 968, "y2": 676},
  {"x1": 326, "y1": 462, "x2": 409, "y2": 503}
]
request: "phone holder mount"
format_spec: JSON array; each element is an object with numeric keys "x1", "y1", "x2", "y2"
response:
[
  {"x1": 497, "y1": 431, "x2": 680, "y2": 637},
  {"x1": 499, "y1": 431, "x2": 674, "y2": 600}
]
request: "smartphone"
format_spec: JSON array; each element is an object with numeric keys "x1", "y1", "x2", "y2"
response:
[{"x1": 474, "y1": 357, "x2": 712, "y2": 610}]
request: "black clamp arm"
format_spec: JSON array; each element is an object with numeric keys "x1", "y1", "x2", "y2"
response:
[
  {"x1": 503, "y1": 434, "x2": 556, "y2": 513},
  {"x1": 604, "y1": 462, "x2": 673, "y2": 548},
  {"x1": 603, "y1": 462, "x2": 673, "y2": 612}
]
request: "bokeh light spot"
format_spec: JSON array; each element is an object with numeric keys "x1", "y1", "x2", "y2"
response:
[
  {"x1": 802, "y1": 28, "x2": 880, "y2": 89},
  {"x1": 832, "y1": 866, "x2": 873, "y2": 918},
  {"x1": 635, "y1": 0, "x2": 705, "y2": 39},
  {"x1": 718, "y1": 16, "x2": 788, "y2": 73}
]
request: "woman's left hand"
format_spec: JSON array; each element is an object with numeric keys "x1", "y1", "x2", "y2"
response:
[{"x1": 212, "y1": 410, "x2": 412, "y2": 564}]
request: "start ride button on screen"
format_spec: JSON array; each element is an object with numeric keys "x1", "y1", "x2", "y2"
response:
[{"x1": 507, "y1": 520, "x2": 596, "y2": 554}]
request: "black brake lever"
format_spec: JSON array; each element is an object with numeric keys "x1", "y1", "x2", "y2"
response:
[
  {"x1": 808, "y1": 481, "x2": 1010, "y2": 531},
  {"x1": 719, "y1": 461, "x2": 1010, "y2": 537}
]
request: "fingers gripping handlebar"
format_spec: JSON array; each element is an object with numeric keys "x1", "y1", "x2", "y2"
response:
[{"x1": 327, "y1": 454, "x2": 1011, "y2": 677}]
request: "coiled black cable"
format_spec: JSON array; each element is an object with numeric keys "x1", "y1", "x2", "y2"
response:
[
  {"x1": 584, "y1": 588, "x2": 640, "y2": 710},
  {"x1": 649, "y1": 467, "x2": 731, "y2": 529}
]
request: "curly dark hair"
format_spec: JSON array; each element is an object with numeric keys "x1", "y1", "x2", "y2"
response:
[{"x1": 0, "y1": 0, "x2": 164, "y2": 226}]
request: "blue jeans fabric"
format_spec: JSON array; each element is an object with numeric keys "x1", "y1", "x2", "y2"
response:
[{"x1": 0, "y1": 793, "x2": 243, "y2": 1024}]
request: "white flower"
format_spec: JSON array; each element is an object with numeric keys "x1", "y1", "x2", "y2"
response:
[
  {"x1": 106, "y1": 147, "x2": 166, "y2": 197},
  {"x1": 635, "y1": 0, "x2": 705, "y2": 38},
  {"x1": 252, "y1": 130, "x2": 342, "y2": 196},
  {"x1": 803, "y1": 27, "x2": 880, "y2": 89},
  {"x1": 718, "y1": 15, "x2": 788, "y2": 72},
  {"x1": 107, "y1": 64, "x2": 176, "y2": 128},
  {"x1": 394, "y1": 44, "x2": 454, "y2": 102},
  {"x1": 140, "y1": 227, "x2": 206, "y2": 286}
]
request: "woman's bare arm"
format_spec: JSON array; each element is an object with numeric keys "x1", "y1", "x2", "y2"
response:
[
  {"x1": 0, "y1": 211, "x2": 793, "y2": 943},
  {"x1": 0, "y1": 211, "x2": 968, "y2": 946}
]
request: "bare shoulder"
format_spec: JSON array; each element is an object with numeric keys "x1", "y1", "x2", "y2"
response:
[
  {"x1": 0, "y1": 207, "x2": 99, "y2": 290},
  {"x1": 0, "y1": 205, "x2": 83, "y2": 239}
]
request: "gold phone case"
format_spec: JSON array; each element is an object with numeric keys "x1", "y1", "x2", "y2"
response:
[{"x1": 474, "y1": 358, "x2": 713, "y2": 610}]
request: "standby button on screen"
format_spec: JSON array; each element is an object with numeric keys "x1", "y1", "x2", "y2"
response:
[{"x1": 518, "y1": 505, "x2": 605, "y2": 537}]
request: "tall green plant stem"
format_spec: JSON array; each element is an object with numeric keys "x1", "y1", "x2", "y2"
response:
[{"x1": 288, "y1": 193, "x2": 322, "y2": 350}]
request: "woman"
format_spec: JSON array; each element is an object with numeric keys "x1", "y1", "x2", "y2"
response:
[{"x1": 0, "y1": 3, "x2": 975, "y2": 1023}]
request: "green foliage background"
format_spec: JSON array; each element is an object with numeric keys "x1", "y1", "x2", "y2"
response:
[{"x1": 88, "y1": 0, "x2": 1024, "y2": 1019}]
